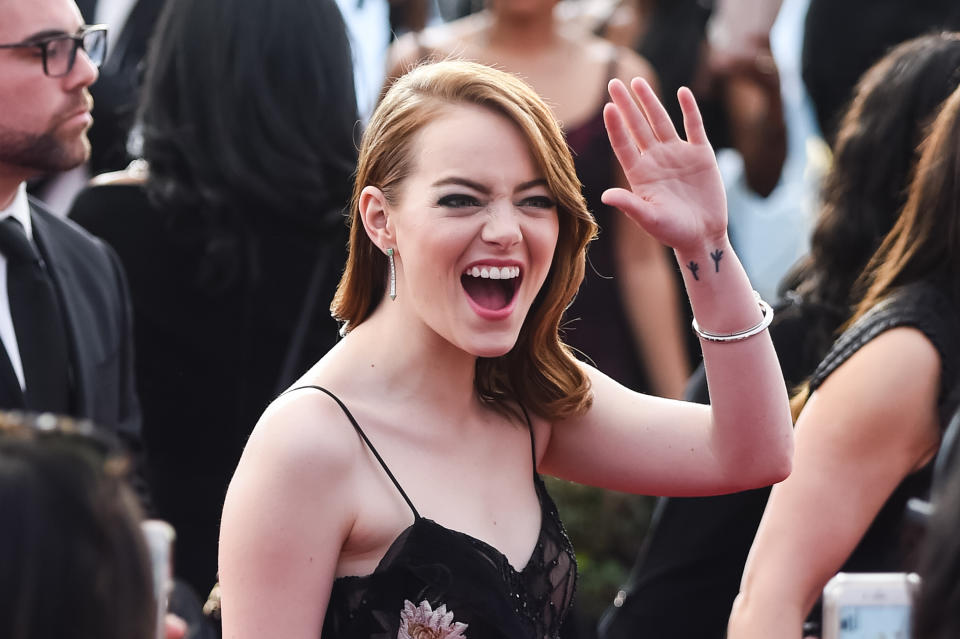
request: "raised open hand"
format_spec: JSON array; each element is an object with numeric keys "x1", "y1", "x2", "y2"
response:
[{"x1": 602, "y1": 78, "x2": 728, "y2": 254}]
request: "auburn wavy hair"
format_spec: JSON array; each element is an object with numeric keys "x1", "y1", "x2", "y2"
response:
[{"x1": 331, "y1": 60, "x2": 598, "y2": 420}]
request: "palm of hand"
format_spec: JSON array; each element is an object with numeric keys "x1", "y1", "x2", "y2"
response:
[{"x1": 602, "y1": 78, "x2": 728, "y2": 253}]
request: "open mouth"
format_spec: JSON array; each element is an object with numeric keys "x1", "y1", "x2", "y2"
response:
[{"x1": 461, "y1": 265, "x2": 521, "y2": 311}]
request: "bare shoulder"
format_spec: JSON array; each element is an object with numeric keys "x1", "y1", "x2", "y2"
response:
[
  {"x1": 386, "y1": 16, "x2": 484, "y2": 80},
  {"x1": 614, "y1": 45, "x2": 658, "y2": 90},
  {"x1": 220, "y1": 387, "x2": 364, "y2": 563},
  {"x1": 218, "y1": 389, "x2": 360, "y2": 635},
  {"x1": 242, "y1": 388, "x2": 363, "y2": 481},
  {"x1": 577, "y1": 32, "x2": 657, "y2": 88},
  {"x1": 816, "y1": 326, "x2": 941, "y2": 404},
  {"x1": 803, "y1": 326, "x2": 941, "y2": 462}
]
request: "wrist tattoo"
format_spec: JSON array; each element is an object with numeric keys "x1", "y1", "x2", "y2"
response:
[
  {"x1": 687, "y1": 261, "x2": 700, "y2": 281},
  {"x1": 710, "y1": 249, "x2": 724, "y2": 273}
]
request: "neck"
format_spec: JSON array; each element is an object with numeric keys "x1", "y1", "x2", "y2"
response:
[
  {"x1": 342, "y1": 302, "x2": 481, "y2": 413},
  {"x1": 484, "y1": 6, "x2": 558, "y2": 51},
  {"x1": 0, "y1": 174, "x2": 26, "y2": 211}
]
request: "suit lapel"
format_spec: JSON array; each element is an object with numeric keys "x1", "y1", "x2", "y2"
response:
[{"x1": 29, "y1": 205, "x2": 90, "y2": 417}]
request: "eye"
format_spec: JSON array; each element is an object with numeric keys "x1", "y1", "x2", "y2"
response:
[
  {"x1": 43, "y1": 38, "x2": 71, "y2": 58},
  {"x1": 518, "y1": 195, "x2": 556, "y2": 209},
  {"x1": 437, "y1": 194, "x2": 481, "y2": 208}
]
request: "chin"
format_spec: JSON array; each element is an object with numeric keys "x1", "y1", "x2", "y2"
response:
[{"x1": 462, "y1": 333, "x2": 520, "y2": 359}]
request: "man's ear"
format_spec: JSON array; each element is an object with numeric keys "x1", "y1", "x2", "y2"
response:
[{"x1": 358, "y1": 186, "x2": 395, "y2": 252}]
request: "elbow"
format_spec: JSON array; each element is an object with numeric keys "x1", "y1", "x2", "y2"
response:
[
  {"x1": 765, "y1": 436, "x2": 794, "y2": 484},
  {"x1": 727, "y1": 435, "x2": 793, "y2": 492},
  {"x1": 764, "y1": 450, "x2": 793, "y2": 486},
  {"x1": 759, "y1": 436, "x2": 794, "y2": 486},
  {"x1": 752, "y1": 412, "x2": 795, "y2": 486}
]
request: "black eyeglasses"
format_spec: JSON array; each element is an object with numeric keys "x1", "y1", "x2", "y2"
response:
[{"x1": 0, "y1": 24, "x2": 108, "y2": 78}]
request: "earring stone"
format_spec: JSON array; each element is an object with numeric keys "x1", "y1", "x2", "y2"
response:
[{"x1": 387, "y1": 248, "x2": 396, "y2": 300}]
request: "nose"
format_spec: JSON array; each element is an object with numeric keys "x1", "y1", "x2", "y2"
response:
[
  {"x1": 481, "y1": 200, "x2": 523, "y2": 248},
  {"x1": 64, "y1": 48, "x2": 99, "y2": 90}
]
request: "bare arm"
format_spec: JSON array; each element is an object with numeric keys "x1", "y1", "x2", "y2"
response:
[
  {"x1": 727, "y1": 328, "x2": 942, "y2": 639},
  {"x1": 218, "y1": 395, "x2": 358, "y2": 638},
  {"x1": 543, "y1": 77, "x2": 792, "y2": 495}
]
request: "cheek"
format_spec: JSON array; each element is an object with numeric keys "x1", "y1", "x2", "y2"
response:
[
  {"x1": 531, "y1": 216, "x2": 560, "y2": 270},
  {"x1": 398, "y1": 227, "x2": 463, "y2": 293},
  {"x1": 0, "y1": 87, "x2": 49, "y2": 131}
]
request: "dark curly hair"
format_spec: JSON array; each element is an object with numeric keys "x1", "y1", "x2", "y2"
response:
[
  {"x1": 137, "y1": 0, "x2": 359, "y2": 291},
  {"x1": 780, "y1": 33, "x2": 960, "y2": 359}
]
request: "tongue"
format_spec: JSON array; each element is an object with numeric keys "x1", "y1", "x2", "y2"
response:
[{"x1": 462, "y1": 277, "x2": 509, "y2": 310}]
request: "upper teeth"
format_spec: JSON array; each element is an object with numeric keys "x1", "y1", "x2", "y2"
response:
[{"x1": 465, "y1": 265, "x2": 520, "y2": 280}]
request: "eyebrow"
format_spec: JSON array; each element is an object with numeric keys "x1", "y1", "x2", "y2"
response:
[
  {"x1": 20, "y1": 26, "x2": 82, "y2": 43},
  {"x1": 430, "y1": 177, "x2": 550, "y2": 193}
]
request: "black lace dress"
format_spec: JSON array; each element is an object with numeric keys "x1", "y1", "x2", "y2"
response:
[{"x1": 300, "y1": 386, "x2": 578, "y2": 639}]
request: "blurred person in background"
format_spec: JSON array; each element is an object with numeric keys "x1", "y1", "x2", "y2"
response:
[
  {"x1": 0, "y1": 412, "x2": 185, "y2": 639},
  {"x1": 0, "y1": 0, "x2": 143, "y2": 480},
  {"x1": 913, "y1": 403, "x2": 960, "y2": 639},
  {"x1": 600, "y1": 33, "x2": 960, "y2": 639},
  {"x1": 729, "y1": 79, "x2": 960, "y2": 639},
  {"x1": 31, "y1": 0, "x2": 166, "y2": 215},
  {"x1": 68, "y1": 0, "x2": 358, "y2": 598}
]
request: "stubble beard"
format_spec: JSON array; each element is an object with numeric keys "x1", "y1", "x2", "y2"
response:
[{"x1": 0, "y1": 122, "x2": 90, "y2": 175}]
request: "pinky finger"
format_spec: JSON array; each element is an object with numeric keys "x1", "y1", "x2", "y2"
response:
[{"x1": 678, "y1": 87, "x2": 709, "y2": 146}]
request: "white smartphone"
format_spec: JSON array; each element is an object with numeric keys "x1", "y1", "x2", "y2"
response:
[
  {"x1": 142, "y1": 519, "x2": 177, "y2": 639},
  {"x1": 822, "y1": 572, "x2": 920, "y2": 639}
]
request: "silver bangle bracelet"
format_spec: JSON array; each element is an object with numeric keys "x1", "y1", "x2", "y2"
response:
[{"x1": 691, "y1": 292, "x2": 774, "y2": 343}]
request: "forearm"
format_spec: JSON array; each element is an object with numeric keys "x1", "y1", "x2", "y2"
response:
[
  {"x1": 676, "y1": 235, "x2": 792, "y2": 485},
  {"x1": 728, "y1": 591, "x2": 806, "y2": 639}
]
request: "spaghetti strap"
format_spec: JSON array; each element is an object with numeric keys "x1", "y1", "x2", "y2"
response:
[
  {"x1": 285, "y1": 385, "x2": 421, "y2": 520},
  {"x1": 520, "y1": 406, "x2": 538, "y2": 476}
]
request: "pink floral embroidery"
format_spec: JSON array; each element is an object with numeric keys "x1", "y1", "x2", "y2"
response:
[{"x1": 397, "y1": 599, "x2": 468, "y2": 639}]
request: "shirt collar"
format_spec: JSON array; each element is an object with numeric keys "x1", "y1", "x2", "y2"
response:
[{"x1": 0, "y1": 183, "x2": 34, "y2": 241}]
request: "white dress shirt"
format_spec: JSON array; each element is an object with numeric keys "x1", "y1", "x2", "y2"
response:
[
  {"x1": 0, "y1": 183, "x2": 36, "y2": 390},
  {"x1": 95, "y1": 0, "x2": 139, "y2": 56}
]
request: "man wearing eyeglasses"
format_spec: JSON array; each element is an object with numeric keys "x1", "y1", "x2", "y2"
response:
[{"x1": 0, "y1": 0, "x2": 141, "y2": 453}]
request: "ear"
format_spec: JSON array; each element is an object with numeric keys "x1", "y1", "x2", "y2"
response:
[{"x1": 358, "y1": 186, "x2": 395, "y2": 252}]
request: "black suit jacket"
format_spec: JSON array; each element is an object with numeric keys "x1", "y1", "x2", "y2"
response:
[{"x1": 0, "y1": 198, "x2": 142, "y2": 443}]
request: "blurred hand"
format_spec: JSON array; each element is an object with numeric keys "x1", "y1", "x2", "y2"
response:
[
  {"x1": 602, "y1": 77, "x2": 728, "y2": 253},
  {"x1": 165, "y1": 613, "x2": 187, "y2": 639},
  {"x1": 708, "y1": 36, "x2": 781, "y2": 94}
]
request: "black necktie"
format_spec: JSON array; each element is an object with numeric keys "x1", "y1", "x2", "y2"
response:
[{"x1": 0, "y1": 217, "x2": 71, "y2": 413}]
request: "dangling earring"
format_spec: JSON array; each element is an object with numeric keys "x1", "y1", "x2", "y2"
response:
[{"x1": 387, "y1": 248, "x2": 397, "y2": 300}]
